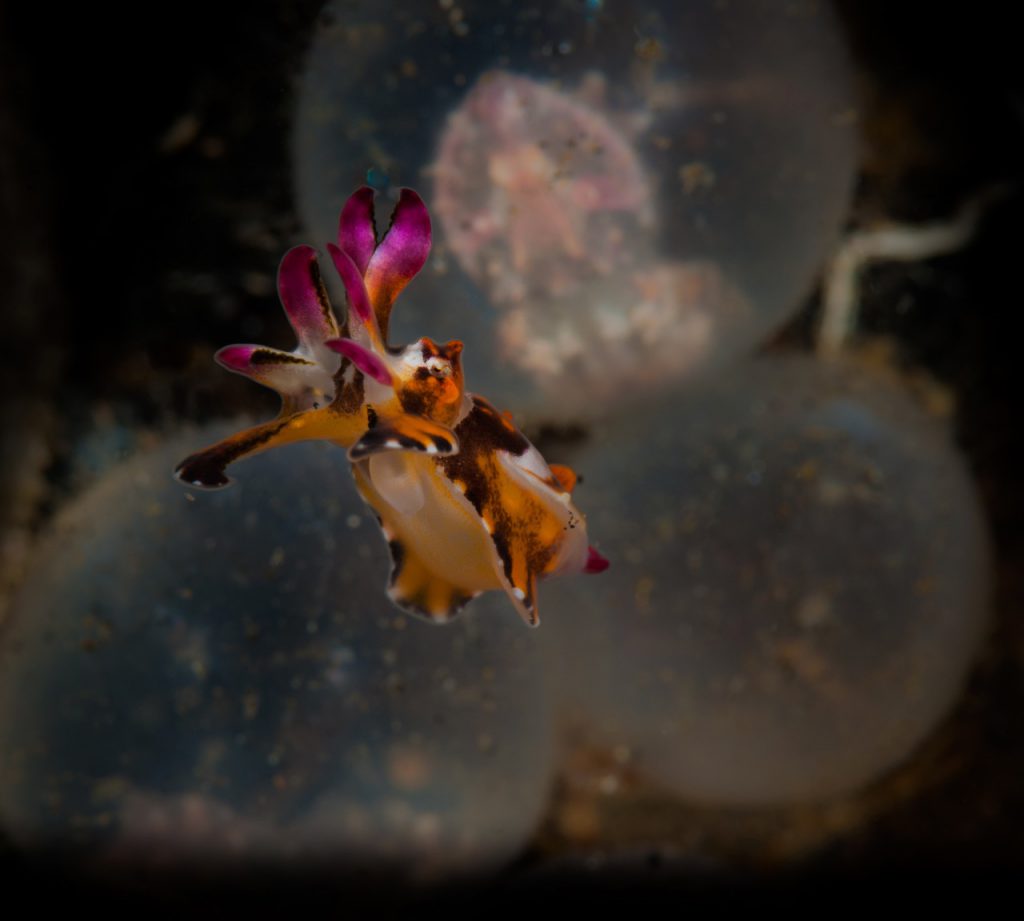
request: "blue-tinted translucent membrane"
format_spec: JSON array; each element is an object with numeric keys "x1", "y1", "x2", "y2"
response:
[
  {"x1": 539, "y1": 357, "x2": 989, "y2": 804},
  {"x1": 0, "y1": 427, "x2": 554, "y2": 875}
]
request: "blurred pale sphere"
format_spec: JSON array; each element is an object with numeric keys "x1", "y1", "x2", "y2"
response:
[
  {"x1": 541, "y1": 357, "x2": 990, "y2": 805},
  {"x1": 0, "y1": 426, "x2": 554, "y2": 876},
  {"x1": 293, "y1": 0, "x2": 856, "y2": 417}
]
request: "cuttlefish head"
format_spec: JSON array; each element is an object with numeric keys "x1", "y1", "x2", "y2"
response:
[
  {"x1": 392, "y1": 337, "x2": 466, "y2": 427},
  {"x1": 326, "y1": 332, "x2": 468, "y2": 429}
]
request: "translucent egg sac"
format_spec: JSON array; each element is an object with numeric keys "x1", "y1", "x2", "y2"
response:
[
  {"x1": 293, "y1": 0, "x2": 856, "y2": 416},
  {"x1": 541, "y1": 357, "x2": 990, "y2": 805},
  {"x1": 0, "y1": 426, "x2": 554, "y2": 877}
]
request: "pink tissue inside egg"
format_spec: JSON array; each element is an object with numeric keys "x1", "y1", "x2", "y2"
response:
[{"x1": 432, "y1": 70, "x2": 653, "y2": 306}]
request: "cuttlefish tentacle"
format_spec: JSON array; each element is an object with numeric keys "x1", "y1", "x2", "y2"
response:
[
  {"x1": 175, "y1": 404, "x2": 368, "y2": 490},
  {"x1": 337, "y1": 185, "x2": 377, "y2": 276},
  {"x1": 327, "y1": 242, "x2": 385, "y2": 352},
  {"x1": 213, "y1": 345, "x2": 337, "y2": 418},
  {"x1": 326, "y1": 337, "x2": 393, "y2": 386},
  {"x1": 277, "y1": 244, "x2": 342, "y2": 367},
  {"x1": 342, "y1": 188, "x2": 432, "y2": 341}
]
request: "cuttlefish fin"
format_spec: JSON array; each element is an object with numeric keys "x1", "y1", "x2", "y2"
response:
[
  {"x1": 174, "y1": 405, "x2": 365, "y2": 489},
  {"x1": 348, "y1": 412, "x2": 458, "y2": 461},
  {"x1": 547, "y1": 463, "x2": 578, "y2": 493},
  {"x1": 385, "y1": 535, "x2": 479, "y2": 623}
]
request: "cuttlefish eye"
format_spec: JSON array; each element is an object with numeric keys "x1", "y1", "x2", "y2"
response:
[
  {"x1": 405, "y1": 338, "x2": 463, "y2": 382},
  {"x1": 424, "y1": 355, "x2": 453, "y2": 378}
]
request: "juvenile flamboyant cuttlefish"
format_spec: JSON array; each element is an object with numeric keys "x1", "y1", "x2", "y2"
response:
[{"x1": 175, "y1": 187, "x2": 608, "y2": 626}]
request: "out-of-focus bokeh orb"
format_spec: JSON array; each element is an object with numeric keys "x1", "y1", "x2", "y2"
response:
[
  {"x1": 294, "y1": 0, "x2": 856, "y2": 416},
  {"x1": 0, "y1": 427, "x2": 554, "y2": 876},
  {"x1": 541, "y1": 357, "x2": 990, "y2": 805}
]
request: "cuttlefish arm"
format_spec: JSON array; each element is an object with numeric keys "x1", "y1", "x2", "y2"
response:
[
  {"x1": 175, "y1": 404, "x2": 369, "y2": 489},
  {"x1": 337, "y1": 187, "x2": 431, "y2": 342},
  {"x1": 349, "y1": 411, "x2": 459, "y2": 461}
]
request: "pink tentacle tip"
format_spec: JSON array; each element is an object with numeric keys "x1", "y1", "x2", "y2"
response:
[
  {"x1": 583, "y1": 546, "x2": 610, "y2": 574},
  {"x1": 277, "y1": 245, "x2": 334, "y2": 337},
  {"x1": 363, "y1": 189, "x2": 432, "y2": 296},
  {"x1": 338, "y1": 186, "x2": 377, "y2": 276},
  {"x1": 214, "y1": 345, "x2": 256, "y2": 372},
  {"x1": 326, "y1": 337, "x2": 393, "y2": 386}
]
